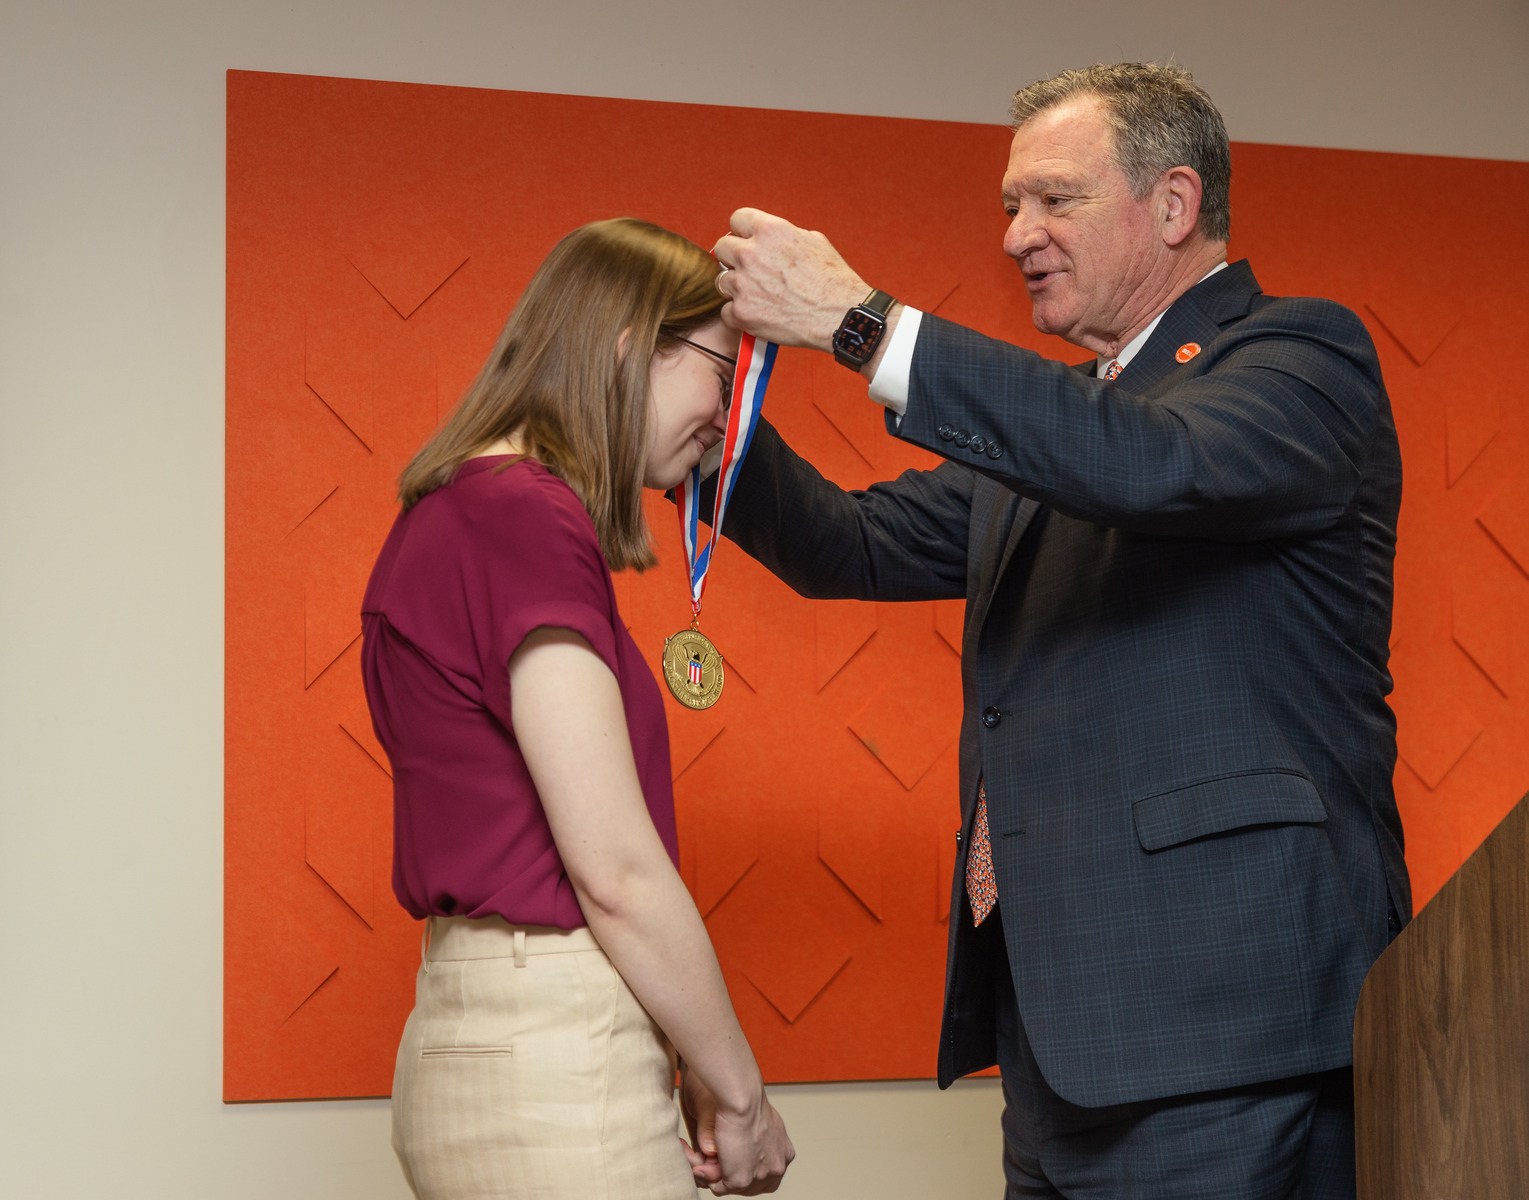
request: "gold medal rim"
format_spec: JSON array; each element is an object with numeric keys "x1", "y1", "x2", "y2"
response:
[{"x1": 661, "y1": 628, "x2": 725, "y2": 710}]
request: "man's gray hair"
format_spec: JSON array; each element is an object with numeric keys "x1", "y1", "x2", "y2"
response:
[{"x1": 1010, "y1": 63, "x2": 1231, "y2": 243}]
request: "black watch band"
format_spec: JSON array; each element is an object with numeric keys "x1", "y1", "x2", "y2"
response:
[{"x1": 832, "y1": 288, "x2": 896, "y2": 370}]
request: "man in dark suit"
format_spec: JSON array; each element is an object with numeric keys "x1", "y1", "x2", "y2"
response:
[{"x1": 711, "y1": 63, "x2": 1409, "y2": 1197}]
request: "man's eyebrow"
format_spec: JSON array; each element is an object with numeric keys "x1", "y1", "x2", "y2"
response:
[
  {"x1": 1002, "y1": 174, "x2": 1075, "y2": 204},
  {"x1": 1028, "y1": 175, "x2": 1076, "y2": 194}
]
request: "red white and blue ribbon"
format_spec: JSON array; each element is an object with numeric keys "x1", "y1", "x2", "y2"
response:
[{"x1": 674, "y1": 333, "x2": 776, "y2": 620}]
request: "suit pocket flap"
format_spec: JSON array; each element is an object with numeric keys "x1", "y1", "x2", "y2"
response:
[{"x1": 1132, "y1": 771, "x2": 1327, "y2": 851}]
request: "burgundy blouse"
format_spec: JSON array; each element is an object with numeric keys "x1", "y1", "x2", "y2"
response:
[{"x1": 361, "y1": 457, "x2": 677, "y2": 928}]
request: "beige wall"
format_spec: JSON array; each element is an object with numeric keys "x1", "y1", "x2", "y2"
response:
[{"x1": 3, "y1": 3, "x2": 1526, "y2": 1196}]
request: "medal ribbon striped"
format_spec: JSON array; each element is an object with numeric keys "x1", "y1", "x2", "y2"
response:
[{"x1": 674, "y1": 333, "x2": 776, "y2": 617}]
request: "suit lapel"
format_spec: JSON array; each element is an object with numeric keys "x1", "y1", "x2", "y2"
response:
[
  {"x1": 1125, "y1": 260, "x2": 1262, "y2": 391},
  {"x1": 968, "y1": 480, "x2": 1041, "y2": 635},
  {"x1": 995, "y1": 494, "x2": 1043, "y2": 582}
]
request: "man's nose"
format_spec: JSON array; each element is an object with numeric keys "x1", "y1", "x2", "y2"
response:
[{"x1": 1003, "y1": 209, "x2": 1046, "y2": 258}]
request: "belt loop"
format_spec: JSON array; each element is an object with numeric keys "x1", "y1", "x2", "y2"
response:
[
  {"x1": 513, "y1": 928, "x2": 527, "y2": 968},
  {"x1": 421, "y1": 917, "x2": 433, "y2": 975}
]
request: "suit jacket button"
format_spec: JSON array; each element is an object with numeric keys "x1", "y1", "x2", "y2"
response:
[
  {"x1": 969, "y1": 435, "x2": 987, "y2": 453},
  {"x1": 985, "y1": 442, "x2": 1003, "y2": 460},
  {"x1": 981, "y1": 706, "x2": 1002, "y2": 728},
  {"x1": 954, "y1": 430, "x2": 971, "y2": 448},
  {"x1": 938, "y1": 424, "x2": 956, "y2": 441}
]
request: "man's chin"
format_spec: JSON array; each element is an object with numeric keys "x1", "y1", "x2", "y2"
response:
[{"x1": 1030, "y1": 309, "x2": 1068, "y2": 337}]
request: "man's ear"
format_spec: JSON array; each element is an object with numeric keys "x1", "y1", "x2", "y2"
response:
[{"x1": 1160, "y1": 166, "x2": 1204, "y2": 248}]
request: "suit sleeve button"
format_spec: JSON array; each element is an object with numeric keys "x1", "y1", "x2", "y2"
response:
[
  {"x1": 969, "y1": 435, "x2": 987, "y2": 453},
  {"x1": 954, "y1": 430, "x2": 972, "y2": 448},
  {"x1": 938, "y1": 424, "x2": 956, "y2": 441},
  {"x1": 985, "y1": 442, "x2": 1003, "y2": 460},
  {"x1": 981, "y1": 706, "x2": 1002, "y2": 728}
]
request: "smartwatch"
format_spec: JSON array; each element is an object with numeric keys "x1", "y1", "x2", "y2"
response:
[{"x1": 832, "y1": 288, "x2": 896, "y2": 370}]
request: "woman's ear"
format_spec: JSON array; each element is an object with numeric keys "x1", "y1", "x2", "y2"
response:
[{"x1": 617, "y1": 327, "x2": 631, "y2": 364}]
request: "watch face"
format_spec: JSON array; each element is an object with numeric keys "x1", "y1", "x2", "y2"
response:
[{"x1": 834, "y1": 309, "x2": 883, "y2": 363}]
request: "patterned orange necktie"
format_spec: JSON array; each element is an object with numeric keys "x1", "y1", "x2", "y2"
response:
[
  {"x1": 1103, "y1": 358, "x2": 1124, "y2": 380},
  {"x1": 965, "y1": 779, "x2": 998, "y2": 925}
]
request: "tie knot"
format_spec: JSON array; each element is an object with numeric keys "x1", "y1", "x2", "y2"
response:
[{"x1": 1103, "y1": 359, "x2": 1124, "y2": 381}]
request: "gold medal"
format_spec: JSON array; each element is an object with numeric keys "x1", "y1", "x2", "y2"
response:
[{"x1": 661, "y1": 626, "x2": 724, "y2": 710}]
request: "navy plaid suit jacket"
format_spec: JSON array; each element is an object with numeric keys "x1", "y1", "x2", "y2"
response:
[{"x1": 720, "y1": 261, "x2": 1410, "y2": 1107}]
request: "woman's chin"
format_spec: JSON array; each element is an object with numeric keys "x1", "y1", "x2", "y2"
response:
[
  {"x1": 645, "y1": 451, "x2": 705, "y2": 492},
  {"x1": 643, "y1": 464, "x2": 686, "y2": 492}
]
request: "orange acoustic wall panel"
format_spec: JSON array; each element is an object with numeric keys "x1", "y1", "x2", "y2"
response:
[{"x1": 226, "y1": 70, "x2": 1529, "y2": 1100}]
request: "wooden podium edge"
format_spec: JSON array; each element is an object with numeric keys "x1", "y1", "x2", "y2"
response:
[{"x1": 1353, "y1": 790, "x2": 1529, "y2": 1199}]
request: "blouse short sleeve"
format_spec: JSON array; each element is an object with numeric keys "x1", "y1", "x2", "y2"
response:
[{"x1": 465, "y1": 467, "x2": 624, "y2": 728}]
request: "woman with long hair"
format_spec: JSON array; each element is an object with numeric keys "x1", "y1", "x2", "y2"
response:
[{"x1": 361, "y1": 218, "x2": 793, "y2": 1198}]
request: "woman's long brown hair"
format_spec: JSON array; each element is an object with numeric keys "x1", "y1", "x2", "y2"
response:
[{"x1": 397, "y1": 218, "x2": 724, "y2": 571}]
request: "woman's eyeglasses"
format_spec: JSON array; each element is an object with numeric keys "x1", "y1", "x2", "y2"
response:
[{"x1": 674, "y1": 336, "x2": 737, "y2": 410}]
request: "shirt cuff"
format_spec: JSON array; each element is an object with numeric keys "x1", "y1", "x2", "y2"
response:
[{"x1": 867, "y1": 306, "x2": 924, "y2": 418}]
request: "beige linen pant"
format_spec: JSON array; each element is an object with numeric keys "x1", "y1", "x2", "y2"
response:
[{"x1": 392, "y1": 915, "x2": 698, "y2": 1199}]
